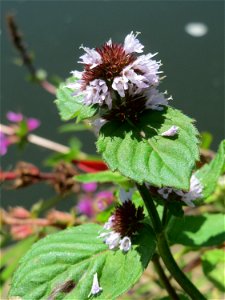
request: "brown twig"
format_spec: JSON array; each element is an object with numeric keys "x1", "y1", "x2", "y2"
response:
[
  {"x1": 2, "y1": 215, "x2": 50, "y2": 226},
  {"x1": 182, "y1": 256, "x2": 201, "y2": 273},
  {"x1": 6, "y1": 14, "x2": 56, "y2": 95}
]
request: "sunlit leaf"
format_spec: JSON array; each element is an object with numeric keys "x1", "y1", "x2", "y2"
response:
[
  {"x1": 10, "y1": 224, "x2": 156, "y2": 300},
  {"x1": 196, "y1": 140, "x2": 225, "y2": 199},
  {"x1": 202, "y1": 249, "x2": 225, "y2": 292},
  {"x1": 74, "y1": 170, "x2": 131, "y2": 187},
  {"x1": 97, "y1": 107, "x2": 199, "y2": 190},
  {"x1": 1, "y1": 236, "x2": 37, "y2": 282},
  {"x1": 167, "y1": 213, "x2": 225, "y2": 247},
  {"x1": 55, "y1": 78, "x2": 97, "y2": 122}
]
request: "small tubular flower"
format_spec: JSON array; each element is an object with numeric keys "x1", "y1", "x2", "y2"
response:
[
  {"x1": 145, "y1": 88, "x2": 168, "y2": 111},
  {"x1": 175, "y1": 175, "x2": 203, "y2": 207},
  {"x1": 104, "y1": 231, "x2": 121, "y2": 250},
  {"x1": 78, "y1": 45, "x2": 102, "y2": 69},
  {"x1": 119, "y1": 236, "x2": 132, "y2": 252},
  {"x1": 157, "y1": 174, "x2": 203, "y2": 207},
  {"x1": 123, "y1": 31, "x2": 144, "y2": 54},
  {"x1": 88, "y1": 273, "x2": 102, "y2": 297}
]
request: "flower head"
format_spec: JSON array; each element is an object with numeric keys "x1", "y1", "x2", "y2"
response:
[
  {"x1": 69, "y1": 32, "x2": 168, "y2": 118},
  {"x1": 98, "y1": 200, "x2": 144, "y2": 252},
  {"x1": 112, "y1": 200, "x2": 144, "y2": 237}
]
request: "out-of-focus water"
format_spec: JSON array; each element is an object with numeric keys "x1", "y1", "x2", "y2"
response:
[{"x1": 1, "y1": 1, "x2": 224, "y2": 207}]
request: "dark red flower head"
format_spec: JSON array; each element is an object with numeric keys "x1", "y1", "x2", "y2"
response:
[
  {"x1": 111, "y1": 201, "x2": 144, "y2": 237},
  {"x1": 82, "y1": 43, "x2": 136, "y2": 88}
]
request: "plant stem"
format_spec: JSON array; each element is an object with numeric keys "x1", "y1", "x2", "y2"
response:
[
  {"x1": 136, "y1": 184, "x2": 206, "y2": 300},
  {"x1": 162, "y1": 204, "x2": 168, "y2": 228},
  {"x1": 136, "y1": 183, "x2": 162, "y2": 234},
  {"x1": 0, "y1": 123, "x2": 87, "y2": 158},
  {"x1": 152, "y1": 254, "x2": 180, "y2": 300}
]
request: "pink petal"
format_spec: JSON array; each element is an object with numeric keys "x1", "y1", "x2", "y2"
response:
[
  {"x1": 6, "y1": 111, "x2": 23, "y2": 123},
  {"x1": 27, "y1": 118, "x2": 41, "y2": 131}
]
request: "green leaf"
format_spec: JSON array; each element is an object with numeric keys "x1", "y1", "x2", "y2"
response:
[
  {"x1": 10, "y1": 223, "x2": 156, "y2": 300},
  {"x1": 1, "y1": 236, "x2": 37, "y2": 282},
  {"x1": 55, "y1": 79, "x2": 97, "y2": 122},
  {"x1": 97, "y1": 107, "x2": 199, "y2": 190},
  {"x1": 201, "y1": 249, "x2": 225, "y2": 292},
  {"x1": 196, "y1": 140, "x2": 225, "y2": 199},
  {"x1": 200, "y1": 132, "x2": 213, "y2": 149},
  {"x1": 167, "y1": 213, "x2": 225, "y2": 247},
  {"x1": 166, "y1": 202, "x2": 184, "y2": 218},
  {"x1": 74, "y1": 170, "x2": 131, "y2": 186},
  {"x1": 44, "y1": 137, "x2": 82, "y2": 166},
  {"x1": 59, "y1": 123, "x2": 90, "y2": 133}
]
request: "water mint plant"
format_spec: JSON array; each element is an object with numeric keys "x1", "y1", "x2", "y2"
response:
[{"x1": 4, "y1": 28, "x2": 225, "y2": 300}]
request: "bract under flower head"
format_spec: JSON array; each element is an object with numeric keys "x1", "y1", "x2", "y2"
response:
[{"x1": 69, "y1": 32, "x2": 168, "y2": 115}]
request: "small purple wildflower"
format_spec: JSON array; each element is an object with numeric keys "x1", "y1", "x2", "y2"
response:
[
  {"x1": 6, "y1": 111, "x2": 23, "y2": 123},
  {"x1": 81, "y1": 182, "x2": 97, "y2": 193},
  {"x1": 26, "y1": 118, "x2": 41, "y2": 131},
  {"x1": 6, "y1": 111, "x2": 40, "y2": 132},
  {"x1": 77, "y1": 197, "x2": 94, "y2": 217},
  {"x1": 95, "y1": 191, "x2": 114, "y2": 211}
]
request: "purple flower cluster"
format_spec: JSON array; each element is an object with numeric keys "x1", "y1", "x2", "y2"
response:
[
  {"x1": 68, "y1": 32, "x2": 171, "y2": 130},
  {"x1": 0, "y1": 111, "x2": 40, "y2": 156},
  {"x1": 77, "y1": 182, "x2": 114, "y2": 217}
]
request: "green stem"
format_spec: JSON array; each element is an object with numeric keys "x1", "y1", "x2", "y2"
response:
[
  {"x1": 136, "y1": 184, "x2": 206, "y2": 300},
  {"x1": 136, "y1": 183, "x2": 162, "y2": 234},
  {"x1": 162, "y1": 204, "x2": 168, "y2": 228},
  {"x1": 152, "y1": 254, "x2": 180, "y2": 300}
]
